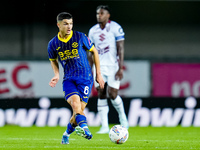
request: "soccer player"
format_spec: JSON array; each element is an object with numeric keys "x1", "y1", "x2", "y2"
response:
[
  {"x1": 48, "y1": 12, "x2": 104, "y2": 144},
  {"x1": 88, "y1": 5, "x2": 129, "y2": 134}
]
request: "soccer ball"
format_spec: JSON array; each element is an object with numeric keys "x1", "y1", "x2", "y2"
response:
[{"x1": 109, "y1": 125, "x2": 129, "y2": 144}]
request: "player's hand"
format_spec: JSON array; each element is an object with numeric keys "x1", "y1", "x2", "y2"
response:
[
  {"x1": 96, "y1": 74, "x2": 105, "y2": 89},
  {"x1": 115, "y1": 68, "x2": 123, "y2": 81},
  {"x1": 49, "y1": 76, "x2": 59, "y2": 88}
]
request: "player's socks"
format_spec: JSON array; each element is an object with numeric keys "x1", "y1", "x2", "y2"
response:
[
  {"x1": 61, "y1": 123, "x2": 75, "y2": 144},
  {"x1": 75, "y1": 114, "x2": 92, "y2": 139},
  {"x1": 111, "y1": 95, "x2": 129, "y2": 129},
  {"x1": 66, "y1": 122, "x2": 75, "y2": 135},
  {"x1": 97, "y1": 99, "x2": 109, "y2": 133},
  {"x1": 75, "y1": 114, "x2": 88, "y2": 128}
]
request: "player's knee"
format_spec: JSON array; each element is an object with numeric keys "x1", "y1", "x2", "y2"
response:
[
  {"x1": 108, "y1": 91, "x2": 117, "y2": 100},
  {"x1": 108, "y1": 87, "x2": 118, "y2": 100},
  {"x1": 71, "y1": 100, "x2": 81, "y2": 111}
]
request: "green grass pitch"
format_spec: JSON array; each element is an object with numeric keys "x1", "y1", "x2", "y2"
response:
[{"x1": 0, "y1": 125, "x2": 200, "y2": 150}]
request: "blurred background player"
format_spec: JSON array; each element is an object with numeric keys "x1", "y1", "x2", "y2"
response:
[
  {"x1": 88, "y1": 5, "x2": 129, "y2": 134},
  {"x1": 48, "y1": 12, "x2": 104, "y2": 144}
]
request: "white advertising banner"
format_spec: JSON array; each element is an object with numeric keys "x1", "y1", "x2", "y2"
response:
[
  {"x1": 118, "y1": 61, "x2": 150, "y2": 97},
  {"x1": 0, "y1": 61, "x2": 64, "y2": 98},
  {"x1": 0, "y1": 60, "x2": 150, "y2": 98}
]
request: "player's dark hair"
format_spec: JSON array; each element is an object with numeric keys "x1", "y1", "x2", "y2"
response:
[
  {"x1": 57, "y1": 12, "x2": 73, "y2": 22},
  {"x1": 96, "y1": 5, "x2": 110, "y2": 14}
]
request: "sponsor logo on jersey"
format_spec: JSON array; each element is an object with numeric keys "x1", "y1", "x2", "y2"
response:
[
  {"x1": 97, "y1": 46, "x2": 109, "y2": 55},
  {"x1": 99, "y1": 34, "x2": 105, "y2": 41},
  {"x1": 56, "y1": 47, "x2": 61, "y2": 51}
]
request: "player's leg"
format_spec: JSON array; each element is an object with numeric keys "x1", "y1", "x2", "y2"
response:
[
  {"x1": 62, "y1": 111, "x2": 77, "y2": 144},
  {"x1": 73, "y1": 78, "x2": 93, "y2": 139},
  {"x1": 74, "y1": 101, "x2": 92, "y2": 139},
  {"x1": 107, "y1": 77, "x2": 129, "y2": 129},
  {"x1": 61, "y1": 94, "x2": 82, "y2": 144},
  {"x1": 93, "y1": 67, "x2": 109, "y2": 133},
  {"x1": 96, "y1": 82, "x2": 110, "y2": 134},
  {"x1": 66, "y1": 94, "x2": 92, "y2": 140},
  {"x1": 61, "y1": 79, "x2": 82, "y2": 144}
]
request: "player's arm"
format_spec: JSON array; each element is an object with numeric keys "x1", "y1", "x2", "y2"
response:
[
  {"x1": 49, "y1": 59, "x2": 60, "y2": 88},
  {"x1": 115, "y1": 40, "x2": 124, "y2": 80},
  {"x1": 90, "y1": 46, "x2": 105, "y2": 89}
]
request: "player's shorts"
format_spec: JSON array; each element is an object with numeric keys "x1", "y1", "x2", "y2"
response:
[
  {"x1": 63, "y1": 77, "x2": 93, "y2": 104},
  {"x1": 94, "y1": 65, "x2": 120, "y2": 89}
]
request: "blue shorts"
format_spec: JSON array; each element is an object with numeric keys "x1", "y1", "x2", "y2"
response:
[{"x1": 62, "y1": 77, "x2": 93, "y2": 104}]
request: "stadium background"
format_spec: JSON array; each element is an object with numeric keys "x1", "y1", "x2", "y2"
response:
[{"x1": 0, "y1": 0, "x2": 200, "y2": 126}]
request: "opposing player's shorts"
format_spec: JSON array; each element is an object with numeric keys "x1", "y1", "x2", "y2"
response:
[
  {"x1": 63, "y1": 77, "x2": 93, "y2": 104},
  {"x1": 94, "y1": 65, "x2": 120, "y2": 89}
]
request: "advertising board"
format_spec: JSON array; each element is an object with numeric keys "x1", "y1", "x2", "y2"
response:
[
  {"x1": 0, "y1": 97, "x2": 199, "y2": 127},
  {"x1": 0, "y1": 61, "x2": 150, "y2": 98},
  {"x1": 153, "y1": 63, "x2": 200, "y2": 97}
]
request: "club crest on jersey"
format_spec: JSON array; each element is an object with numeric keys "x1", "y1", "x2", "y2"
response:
[{"x1": 72, "y1": 42, "x2": 78, "y2": 48}]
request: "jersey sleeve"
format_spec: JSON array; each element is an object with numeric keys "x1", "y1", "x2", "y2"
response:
[
  {"x1": 82, "y1": 33, "x2": 94, "y2": 52},
  {"x1": 47, "y1": 40, "x2": 57, "y2": 61},
  {"x1": 113, "y1": 23, "x2": 125, "y2": 41}
]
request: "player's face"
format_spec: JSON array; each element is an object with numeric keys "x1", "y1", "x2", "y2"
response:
[
  {"x1": 96, "y1": 8, "x2": 110, "y2": 24},
  {"x1": 57, "y1": 19, "x2": 73, "y2": 35}
]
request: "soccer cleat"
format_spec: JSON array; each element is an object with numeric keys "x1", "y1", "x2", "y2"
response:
[
  {"x1": 96, "y1": 126, "x2": 109, "y2": 134},
  {"x1": 75, "y1": 126, "x2": 92, "y2": 140},
  {"x1": 61, "y1": 135, "x2": 69, "y2": 144}
]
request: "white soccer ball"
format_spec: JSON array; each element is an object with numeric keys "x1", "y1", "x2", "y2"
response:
[{"x1": 109, "y1": 125, "x2": 129, "y2": 144}]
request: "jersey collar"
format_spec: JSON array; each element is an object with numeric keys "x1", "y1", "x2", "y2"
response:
[
  {"x1": 105, "y1": 20, "x2": 111, "y2": 32},
  {"x1": 57, "y1": 30, "x2": 73, "y2": 43},
  {"x1": 98, "y1": 20, "x2": 111, "y2": 31}
]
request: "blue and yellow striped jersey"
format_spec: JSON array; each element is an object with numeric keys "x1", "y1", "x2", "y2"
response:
[{"x1": 48, "y1": 30, "x2": 94, "y2": 81}]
